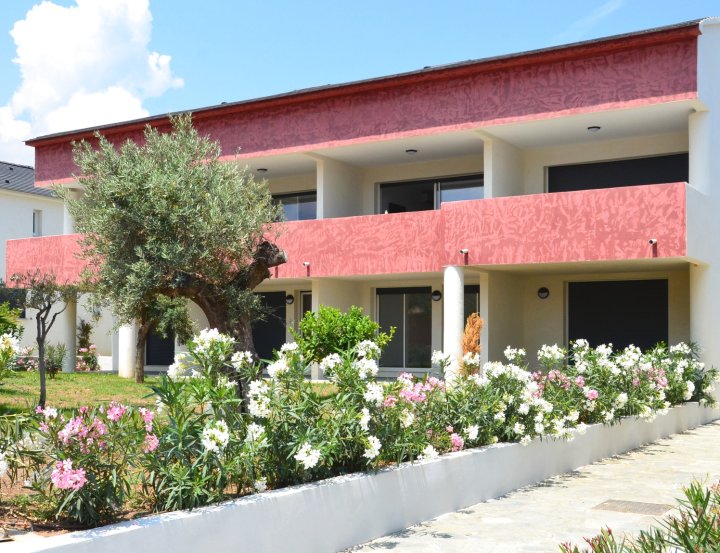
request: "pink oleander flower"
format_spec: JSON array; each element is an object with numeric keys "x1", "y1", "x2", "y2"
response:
[
  {"x1": 58, "y1": 416, "x2": 84, "y2": 444},
  {"x1": 383, "y1": 395, "x2": 398, "y2": 408},
  {"x1": 106, "y1": 401, "x2": 127, "y2": 422},
  {"x1": 575, "y1": 376, "x2": 585, "y2": 387},
  {"x1": 585, "y1": 389, "x2": 599, "y2": 401},
  {"x1": 79, "y1": 406, "x2": 89, "y2": 414},
  {"x1": 39, "y1": 422, "x2": 48, "y2": 432},
  {"x1": 632, "y1": 377, "x2": 640, "y2": 387},
  {"x1": 50, "y1": 460, "x2": 87, "y2": 491},
  {"x1": 450, "y1": 432, "x2": 464, "y2": 452},
  {"x1": 89, "y1": 344, "x2": 97, "y2": 350},
  {"x1": 143, "y1": 433, "x2": 159, "y2": 453},
  {"x1": 446, "y1": 425, "x2": 454, "y2": 433},
  {"x1": 78, "y1": 348, "x2": 88, "y2": 354},
  {"x1": 138, "y1": 407, "x2": 155, "y2": 432}
]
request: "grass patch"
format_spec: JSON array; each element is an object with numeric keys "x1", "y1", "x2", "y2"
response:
[
  {"x1": 0, "y1": 371, "x2": 337, "y2": 414},
  {"x1": 0, "y1": 372, "x2": 159, "y2": 415}
]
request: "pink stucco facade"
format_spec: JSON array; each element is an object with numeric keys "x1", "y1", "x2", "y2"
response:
[
  {"x1": 29, "y1": 26, "x2": 697, "y2": 187},
  {"x1": 7, "y1": 184, "x2": 687, "y2": 284}
]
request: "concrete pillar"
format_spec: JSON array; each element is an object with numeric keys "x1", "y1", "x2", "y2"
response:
[
  {"x1": 442, "y1": 265, "x2": 464, "y2": 359},
  {"x1": 118, "y1": 322, "x2": 138, "y2": 378},
  {"x1": 61, "y1": 295, "x2": 77, "y2": 373}
]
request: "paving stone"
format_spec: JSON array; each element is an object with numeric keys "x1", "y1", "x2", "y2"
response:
[{"x1": 345, "y1": 420, "x2": 720, "y2": 552}]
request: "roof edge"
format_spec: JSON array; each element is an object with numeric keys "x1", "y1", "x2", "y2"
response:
[{"x1": 26, "y1": 18, "x2": 703, "y2": 147}]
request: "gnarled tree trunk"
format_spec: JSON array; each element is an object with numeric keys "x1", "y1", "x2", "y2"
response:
[{"x1": 135, "y1": 321, "x2": 151, "y2": 383}]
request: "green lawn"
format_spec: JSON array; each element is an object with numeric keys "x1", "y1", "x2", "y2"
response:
[{"x1": 0, "y1": 371, "x2": 159, "y2": 415}]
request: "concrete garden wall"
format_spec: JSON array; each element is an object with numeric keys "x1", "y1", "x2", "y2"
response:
[{"x1": 13, "y1": 400, "x2": 719, "y2": 553}]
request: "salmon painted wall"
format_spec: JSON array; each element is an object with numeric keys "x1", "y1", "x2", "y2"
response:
[
  {"x1": 5, "y1": 234, "x2": 86, "y2": 284},
  {"x1": 7, "y1": 184, "x2": 687, "y2": 283},
  {"x1": 32, "y1": 36, "x2": 697, "y2": 186}
]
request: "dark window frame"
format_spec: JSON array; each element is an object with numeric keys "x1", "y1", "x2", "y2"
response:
[{"x1": 377, "y1": 173, "x2": 484, "y2": 214}]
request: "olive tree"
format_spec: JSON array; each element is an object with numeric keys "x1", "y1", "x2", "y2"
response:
[
  {"x1": 62, "y1": 114, "x2": 285, "y2": 382},
  {"x1": 10, "y1": 271, "x2": 77, "y2": 407}
]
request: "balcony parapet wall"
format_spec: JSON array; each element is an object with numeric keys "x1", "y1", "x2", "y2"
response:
[{"x1": 6, "y1": 184, "x2": 687, "y2": 284}]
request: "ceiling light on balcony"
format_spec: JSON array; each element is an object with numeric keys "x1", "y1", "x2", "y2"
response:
[
  {"x1": 587, "y1": 126, "x2": 602, "y2": 133},
  {"x1": 405, "y1": 149, "x2": 418, "y2": 155},
  {"x1": 257, "y1": 168, "x2": 268, "y2": 173}
]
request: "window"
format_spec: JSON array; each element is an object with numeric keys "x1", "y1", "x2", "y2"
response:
[
  {"x1": 377, "y1": 287, "x2": 432, "y2": 369},
  {"x1": 547, "y1": 153, "x2": 688, "y2": 193},
  {"x1": 273, "y1": 192, "x2": 317, "y2": 221},
  {"x1": 32, "y1": 210, "x2": 42, "y2": 237},
  {"x1": 568, "y1": 279, "x2": 668, "y2": 351},
  {"x1": 300, "y1": 291, "x2": 312, "y2": 318},
  {"x1": 464, "y1": 285, "x2": 480, "y2": 323},
  {"x1": 379, "y1": 174, "x2": 483, "y2": 214}
]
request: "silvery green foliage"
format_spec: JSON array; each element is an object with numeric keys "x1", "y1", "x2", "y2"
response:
[{"x1": 63, "y1": 114, "x2": 283, "y2": 346}]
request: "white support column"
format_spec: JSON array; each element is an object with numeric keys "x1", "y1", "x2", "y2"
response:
[
  {"x1": 118, "y1": 323, "x2": 138, "y2": 379},
  {"x1": 443, "y1": 265, "x2": 464, "y2": 360},
  {"x1": 62, "y1": 188, "x2": 79, "y2": 235},
  {"x1": 61, "y1": 295, "x2": 77, "y2": 373}
]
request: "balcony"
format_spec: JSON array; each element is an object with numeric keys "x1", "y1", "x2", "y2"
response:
[{"x1": 6, "y1": 183, "x2": 687, "y2": 283}]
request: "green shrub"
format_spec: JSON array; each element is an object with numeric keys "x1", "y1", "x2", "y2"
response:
[
  {"x1": 45, "y1": 343, "x2": 67, "y2": 379},
  {"x1": 291, "y1": 306, "x2": 395, "y2": 362},
  {"x1": 0, "y1": 302, "x2": 21, "y2": 338}
]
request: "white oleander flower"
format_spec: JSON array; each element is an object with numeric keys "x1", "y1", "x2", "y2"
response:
[
  {"x1": 254, "y1": 477, "x2": 267, "y2": 493},
  {"x1": 576, "y1": 423, "x2": 588, "y2": 435},
  {"x1": 503, "y1": 347, "x2": 526, "y2": 363},
  {"x1": 513, "y1": 422, "x2": 525, "y2": 435},
  {"x1": 538, "y1": 344, "x2": 564, "y2": 363},
  {"x1": 363, "y1": 435, "x2": 382, "y2": 460},
  {"x1": 684, "y1": 381, "x2": 695, "y2": 401},
  {"x1": 244, "y1": 423, "x2": 265, "y2": 444},
  {"x1": 494, "y1": 412, "x2": 506, "y2": 423},
  {"x1": 359, "y1": 408, "x2": 371, "y2": 431},
  {"x1": 0, "y1": 451, "x2": 7, "y2": 478},
  {"x1": 534, "y1": 422, "x2": 544, "y2": 434},
  {"x1": 418, "y1": 444, "x2": 439, "y2": 461},
  {"x1": 194, "y1": 328, "x2": 233, "y2": 353},
  {"x1": 400, "y1": 408, "x2": 415, "y2": 428},
  {"x1": 319, "y1": 353, "x2": 342, "y2": 373},
  {"x1": 280, "y1": 342, "x2": 299, "y2": 354},
  {"x1": 363, "y1": 383, "x2": 384, "y2": 406},
  {"x1": 520, "y1": 436, "x2": 532, "y2": 446},
  {"x1": 201, "y1": 420, "x2": 230, "y2": 453},
  {"x1": 353, "y1": 357, "x2": 379, "y2": 380},
  {"x1": 614, "y1": 393, "x2": 628, "y2": 409},
  {"x1": 431, "y1": 350, "x2": 450, "y2": 367},
  {"x1": 357, "y1": 340, "x2": 381, "y2": 359},
  {"x1": 464, "y1": 425, "x2": 479, "y2": 442},
  {"x1": 518, "y1": 403, "x2": 530, "y2": 415},
  {"x1": 267, "y1": 358, "x2": 290, "y2": 379},
  {"x1": 294, "y1": 443, "x2": 321, "y2": 470},
  {"x1": 231, "y1": 351, "x2": 253, "y2": 371},
  {"x1": 167, "y1": 353, "x2": 192, "y2": 381}
]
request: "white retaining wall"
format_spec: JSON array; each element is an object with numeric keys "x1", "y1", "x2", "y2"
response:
[{"x1": 13, "y1": 401, "x2": 720, "y2": 553}]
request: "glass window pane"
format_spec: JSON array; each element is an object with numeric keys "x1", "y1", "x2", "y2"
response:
[
  {"x1": 405, "y1": 292, "x2": 431, "y2": 368},
  {"x1": 463, "y1": 291, "x2": 479, "y2": 323},
  {"x1": 378, "y1": 292, "x2": 404, "y2": 367},
  {"x1": 297, "y1": 195, "x2": 317, "y2": 220},
  {"x1": 380, "y1": 181, "x2": 434, "y2": 213},
  {"x1": 282, "y1": 198, "x2": 299, "y2": 221},
  {"x1": 439, "y1": 179, "x2": 484, "y2": 205}
]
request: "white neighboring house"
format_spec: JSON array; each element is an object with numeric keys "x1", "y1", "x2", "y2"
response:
[{"x1": 0, "y1": 161, "x2": 113, "y2": 362}]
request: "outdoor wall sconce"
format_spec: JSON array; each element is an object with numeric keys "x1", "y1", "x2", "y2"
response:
[
  {"x1": 587, "y1": 126, "x2": 601, "y2": 133},
  {"x1": 405, "y1": 149, "x2": 418, "y2": 155},
  {"x1": 431, "y1": 290, "x2": 442, "y2": 302},
  {"x1": 303, "y1": 261, "x2": 311, "y2": 277},
  {"x1": 459, "y1": 248, "x2": 469, "y2": 266},
  {"x1": 257, "y1": 168, "x2": 268, "y2": 173},
  {"x1": 285, "y1": 294, "x2": 295, "y2": 305},
  {"x1": 537, "y1": 287, "x2": 550, "y2": 300}
]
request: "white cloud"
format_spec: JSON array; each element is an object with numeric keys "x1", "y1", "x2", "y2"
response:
[
  {"x1": 556, "y1": 0, "x2": 624, "y2": 43},
  {"x1": 0, "y1": 0, "x2": 183, "y2": 165}
]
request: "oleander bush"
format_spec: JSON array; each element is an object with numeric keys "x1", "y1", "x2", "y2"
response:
[{"x1": 1, "y1": 327, "x2": 717, "y2": 528}]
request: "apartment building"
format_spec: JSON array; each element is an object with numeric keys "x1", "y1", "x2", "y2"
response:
[{"x1": 6, "y1": 18, "x2": 720, "y2": 377}]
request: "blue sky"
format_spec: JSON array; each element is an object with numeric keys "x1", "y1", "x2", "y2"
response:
[{"x1": 0, "y1": 0, "x2": 717, "y2": 165}]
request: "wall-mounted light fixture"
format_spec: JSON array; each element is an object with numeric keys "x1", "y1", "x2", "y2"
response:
[
  {"x1": 285, "y1": 294, "x2": 295, "y2": 305},
  {"x1": 405, "y1": 149, "x2": 418, "y2": 155},
  {"x1": 302, "y1": 261, "x2": 311, "y2": 277},
  {"x1": 257, "y1": 168, "x2": 268, "y2": 173},
  {"x1": 459, "y1": 248, "x2": 469, "y2": 254},
  {"x1": 587, "y1": 126, "x2": 602, "y2": 133},
  {"x1": 431, "y1": 290, "x2": 442, "y2": 302},
  {"x1": 537, "y1": 287, "x2": 550, "y2": 300}
]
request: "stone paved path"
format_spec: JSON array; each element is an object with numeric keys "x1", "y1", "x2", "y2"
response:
[{"x1": 345, "y1": 420, "x2": 720, "y2": 552}]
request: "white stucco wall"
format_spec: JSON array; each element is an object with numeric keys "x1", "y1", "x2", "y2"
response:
[{"x1": 688, "y1": 18, "x2": 720, "y2": 369}]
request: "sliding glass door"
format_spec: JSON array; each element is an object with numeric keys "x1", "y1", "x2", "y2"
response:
[{"x1": 377, "y1": 287, "x2": 432, "y2": 369}]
